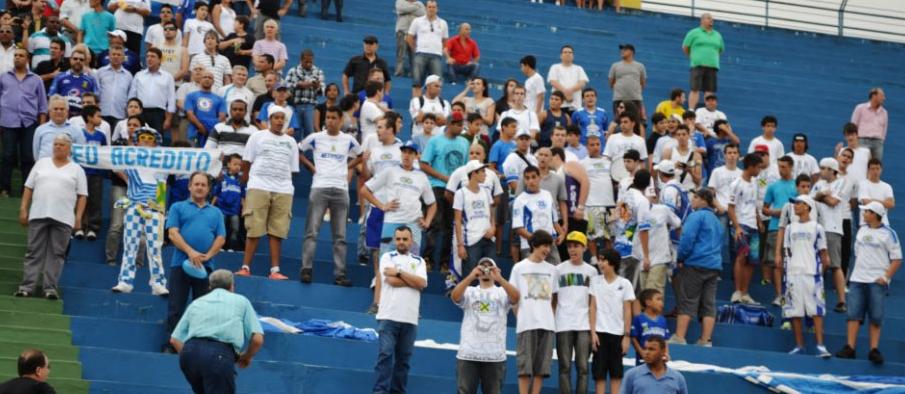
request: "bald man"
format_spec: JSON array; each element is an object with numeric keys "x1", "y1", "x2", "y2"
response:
[
  {"x1": 682, "y1": 13, "x2": 724, "y2": 110},
  {"x1": 444, "y1": 23, "x2": 479, "y2": 83}
]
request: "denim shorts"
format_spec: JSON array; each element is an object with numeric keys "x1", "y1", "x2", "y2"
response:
[
  {"x1": 846, "y1": 281, "x2": 888, "y2": 326},
  {"x1": 735, "y1": 225, "x2": 761, "y2": 265}
]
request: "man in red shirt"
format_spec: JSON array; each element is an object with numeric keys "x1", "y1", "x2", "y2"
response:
[{"x1": 444, "y1": 23, "x2": 480, "y2": 83}]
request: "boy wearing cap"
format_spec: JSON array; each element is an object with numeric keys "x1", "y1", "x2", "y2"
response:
[
  {"x1": 509, "y1": 230, "x2": 558, "y2": 394},
  {"x1": 235, "y1": 106, "x2": 300, "y2": 280},
  {"x1": 812, "y1": 158, "x2": 849, "y2": 312},
  {"x1": 554, "y1": 231, "x2": 597, "y2": 394},
  {"x1": 256, "y1": 84, "x2": 300, "y2": 138},
  {"x1": 111, "y1": 128, "x2": 170, "y2": 296},
  {"x1": 453, "y1": 160, "x2": 496, "y2": 276},
  {"x1": 589, "y1": 248, "x2": 635, "y2": 394},
  {"x1": 788, "y1": 133, "x2": 820, "y2": 181},
  {"x1": 836, "y1": 201, "x2": 901, "y2": 364},
  {"x1": 502, "y1": 129, "x2": 538, "y2": 195},
  {"x1": 781, "y1": 195, "x2": 831, "y2": 358},
  {"x1": 728, "y1": 153, "x2": 764, "y2": 305},
  {"x1": 451, "y1": 257, "x2": 519, "y2": 394}
]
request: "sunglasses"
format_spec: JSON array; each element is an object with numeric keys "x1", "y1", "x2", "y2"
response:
[
  {"x1": 164, "y1": 27, "x2": 177, "y2": 31},
  {"x1": 138, "y1": 134, "x2": 156, "y2": 142}
]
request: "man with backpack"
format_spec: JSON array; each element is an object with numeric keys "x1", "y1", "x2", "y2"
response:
[{"x1": 408, "y1": 74, "x2": 450, "y2": 138}]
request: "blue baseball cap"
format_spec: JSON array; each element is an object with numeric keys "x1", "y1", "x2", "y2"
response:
[{"x1": 400, "y1": 140, "x2": 420, "y2": 153}]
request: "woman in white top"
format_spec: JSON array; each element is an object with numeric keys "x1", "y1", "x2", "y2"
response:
[
  {"x1": 16, "y1": 133, "x2": 87, "y2": 299},
  {"x1": 453, "y1": 76, "x2": 495, "y2": 135},
  {"x1": 212, "y1": 0, "x2": 237, "y2": 37}
]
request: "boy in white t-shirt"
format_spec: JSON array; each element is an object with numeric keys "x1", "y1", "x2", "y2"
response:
[
  {"x1": 811, "y1": 158, "x2": 848, "y2": 313},
  {"x1": 747, "y1": 115, "x2": 784, "y2": 167},
  {"x1": 451, "y1": 257, "x2": 519, "y2": 394},
  {"x1": 858, "y1": 159, "x2": 894, "y2": 227},
  {"x1": 780, "y1": 196, "x2": 831, "y2": 358},
  {"x1": 636, "y1": 201, "x2": 682, "y2": 295},
  {"x1": 728, "y1": 153, "x2": 763, "y2": 305},
  {"x1": 509, "y1": 230, "x2": 559, "y2": 394},
  {"x1": 589, "y1": 248, "x2": 635, "y2": 394},
  {"x1": 453, "y1": 160, "x2": 497, "y2": 277},
  {"x1": 512, "y1": 166, "x2": 564, "y2": 262},
  {"x1": 554, "y1": 232, "x2": 598, "y2": 394}
]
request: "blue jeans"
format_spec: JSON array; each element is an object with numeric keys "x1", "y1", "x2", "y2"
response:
[
  {"x1": 411, "y1": 53, "x2": 443, "y2": 87},
  {"x1": 373, "y1": 319, "x2": 417, "y2": 394},
  {"x1": 295, "y1": 103, "x2": 316, "y2": 137},
  {"x1": 847, "y1": 281, "x2": 887, "y2": 326},
  {"x1": 0, "y1": 123, "x2": 37, "y2": 194},
  {"x1": 179, "y1": 338, "x2": 237, "y2": 394},
  {"x1": 859, "y1": 137, "x2": 884, "y2": 161},
  {"x1": 446, "y1": 63, "x2": 479, "y2": 84},
  {"x1": 718, "y1": 213, "x2": 735, "y2": 267}
]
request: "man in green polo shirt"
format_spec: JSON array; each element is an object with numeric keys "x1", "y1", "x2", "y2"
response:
[{"x1": 682, "y1": 13, "x2": 725, "y2": 110}]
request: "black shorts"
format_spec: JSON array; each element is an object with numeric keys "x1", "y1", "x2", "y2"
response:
[
  {"x1": 690, "y1": 66, "x2": 718, "y2": 92},
  {"x1": 591, "y1": 332, "x2": 624, "y2": 380}
]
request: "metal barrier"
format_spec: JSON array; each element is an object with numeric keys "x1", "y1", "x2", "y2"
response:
[{"x1": 641, "y1": 0, "x2": 905, "y2": 44}]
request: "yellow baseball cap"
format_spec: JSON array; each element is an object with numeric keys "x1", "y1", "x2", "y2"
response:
[{"x1": 565, "y1": 231, "x2": 587, "y2": 247}]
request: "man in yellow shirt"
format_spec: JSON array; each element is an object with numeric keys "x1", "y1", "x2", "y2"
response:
[{"x1": 655, "y1": 88, "x2": 686, "y2": 119}]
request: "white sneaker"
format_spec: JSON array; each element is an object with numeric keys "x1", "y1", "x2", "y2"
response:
[
  {"x1": 772, "y1": 295, "x2": 782, "y2": 307},
  {"x1": 151, "y1": 283, "x2": 170, "y2": 296},
  {"x1": 740, "y1": 294, "x2": 760, "y2": 305},
  {"x1": 730, "y1": 291, "x2": 742, "y2": 303},
  {"x1": 73, "y1": 230, "x2": 85, "y2": 240},
  {"x1": 816, "y1": 345, "x2": 832, "y2": 359},
  {"x1": 667, "y1": 337, "x2": 687, "y2": 345},
  {"x1": 111, "y1": 282, "x2": 133, "y2": 293}
]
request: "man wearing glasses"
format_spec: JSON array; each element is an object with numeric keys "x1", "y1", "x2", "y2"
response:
[
  {"x1": 0, "y1": 25, "x2": 16, "y2": 74},
  {"x1": 405, "y1": 0, "x2": 447, "y2": 97},
  {"x1": 48, "y1": 49, "x2": 99, "y2": 117}
]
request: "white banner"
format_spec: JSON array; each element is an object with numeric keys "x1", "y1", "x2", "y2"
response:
[{"x1": 70, "y1": 145, "x2": 223, "y2": 175}]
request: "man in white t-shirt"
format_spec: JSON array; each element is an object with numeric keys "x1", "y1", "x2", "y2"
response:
[
  {"x1": 513, "y1": 167, "x2": 565, "y2": 262},
  {"x1": 693, "y1": 94, "x2": 726, "y2": 135},
  {"x1": 858, "y1": 159, "x2": 894, "y2": 226},
  {"x1": 811, "y1": 158, "x2": 848, "y2": 313},
  {"x1": 835, "y1": 202, "x2": 901, "y2": 364},
  {"x1": 453, "y1": 160, "x2": 497, "y2": 276},
  {"x1": 747, "y1": 115, "x2": 784, "y2": 167},
  {"x1": 605, "y1": 112, "x2": 648, "y2": 182},
  {"x1": 520, "y1": 55, "x2": 546, "y2": 116},
  {"x1": 589, "y1": 247, "x2": 635, "y2": 394},
  {"x1": 409, "y1": 74, "x2": 450, "y2": 137},
  {"x1": 373, "y1": 226, "x2": 428, "y2": 394},
  {"x1": 636, "y1": 201, "x2": 682, "y2": 295},
  {"x1": 581, "y1": 131, "x2": 615, "y2": 258},
  {"x1": 509, "y1": 230, "x2": 558, "y2": 394},
  {"x1": 498, "y1": 85, "x2": 540, "y2": 141},
  {"x1": 298, "y1": 106, "x2": 363, "y2": 286},
  {"x1": 405, "y1": 0, "x2": 448, "y2": 97},
  {"x1": 547, "y1": 45, "x2": 589, "y2": 112},
  {"x1": 780, "y1": 195, "x2": 832, "y2": 358},
  {"x1": 359, "y1": 80, "x2": 386, "y2": 143},
  {"x1": 554, "y1": 232, "x2": 598, "y2": 394},
  {"x1": 235, "y1": 106, "x2": 300, "y2": 280},
  {"x1": 708, "y1": 143, "x2": 742, "y2": 266},
  {"x1": 788, "y1": 133, "x2": 819, "y2": 181},
  {"x1": 502, "y1": 129, "x2": 537, "y2": 195},
  {"x1": 728, "y1": 153, "x2": 763, "y2": 305},
  {"x1": 450, "y1": 257, "x2": 519, "y2": 394},
  {"x1": 836, "y1": 123, "x2": 871, "y2": 184}
]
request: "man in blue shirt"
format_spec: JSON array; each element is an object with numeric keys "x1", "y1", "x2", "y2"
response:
[
  {"x1": 570, "y1": 88, "x2": 608, "y2": 145},
  {"x1": 48, "y1": 49, "x2": 98, "y2": 117},
  {"x1": 170, "y1": 269, "x2": 264, "y2": 394},
  {"x1": 672, "y1": 188, "x2": 722, "y2": 346},
  {"x1": 185, "y1": 70, "x2": 226, "y2": 147},
  {"x1": 762, "y1": 155, "x2": 797, "y2": 304},
  {"x1": 621, "y1": 336, "x2": 687, "y2": 394},
  {"x1": 165, "y1": 171, "x2": 226, "y2": 352},
  {"x1": 33, "y1": 96, "x2": 86, "y2": 160},
  {"x1": 420, "y1": 111, "x2": 469, "y2": 270}
]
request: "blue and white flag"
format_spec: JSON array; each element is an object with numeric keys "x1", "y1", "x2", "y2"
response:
[{"x1": 71, "y1": 145, "x2": 222, "y2": 175}]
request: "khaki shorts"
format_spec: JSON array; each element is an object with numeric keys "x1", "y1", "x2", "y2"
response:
[
  {"x1": 640, "y1": 264, "x2": 669, "y2": 294},
  {"x1": 243, "y1": 189, "x2": 293, "y2": 239}
]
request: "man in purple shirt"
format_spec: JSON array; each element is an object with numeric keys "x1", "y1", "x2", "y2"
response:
[
  {"x1": 851, "y1": 87, "x2": 888, "y2": 161},
  {"x1": 0, "y1": 48, "x2": 48, "y2": 197}
]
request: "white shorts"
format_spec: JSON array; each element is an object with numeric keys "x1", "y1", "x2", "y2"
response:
[{"x1": 782, "y1": 273, "x2": 825, "y2": 318}]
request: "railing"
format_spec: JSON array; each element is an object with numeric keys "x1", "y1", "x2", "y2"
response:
[{"x1": 640, "y1": 0, "x2": 905, "y2": 44}]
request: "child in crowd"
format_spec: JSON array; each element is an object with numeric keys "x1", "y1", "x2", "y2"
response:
[
  {"x1": 463, "y1": 112, "x2": 490, "y2": 155},
  {"x1": 589, "y1": 248, "x2": 635, "y2": 394},
  {"x1": 631, "y1": 288, "x2": 670, "y2": 365},
  {"x1": 509, "y1": 230, "x2": 558, "y2": 394},
  {"x1": 554, "y1": 232, "x2": 598, "y2": 394},
  {"x1": 488, "y1": 117, "x2": 518, "y2": 174},
  {"x1": 77, "y1": 105, "x2": 108, "y2": 241},
  {"x1": 781, "y1": 196, "x2": 832, "y2": 358},
  {"x1": 414, "y1": 113, "x2": 437, "y2": 154},
  {"x1": 212, "y1": 154, "x2": 246, "y2": 251},
  {"x1": 564, "y1": 126, "x2": 588, "y2": 160}
]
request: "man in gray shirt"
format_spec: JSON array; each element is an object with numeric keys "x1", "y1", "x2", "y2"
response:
[
  {"x1": 395, "y1": 0, "x2": 425, "y2": 77},
  {"x1": 608, "y1": 43, "x2": 647, "y2": 120}
]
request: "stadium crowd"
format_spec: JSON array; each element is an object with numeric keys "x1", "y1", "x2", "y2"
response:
[{"x1": 0, "y1": 0, "x2": 900, "y2": 393}]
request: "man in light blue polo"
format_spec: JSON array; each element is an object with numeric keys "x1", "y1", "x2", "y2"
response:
[
  {"x1": 164, "y1": 171, "x2": 226, "y2": 352},
  {"x1": 33, "y1": 96, "x2": 85, "y2": 160},
  {"x1": 620, "y1": 336, "x2": 687, "y2": 394},
  {"x1": 170, "y1": 270, "x2": 264, "y2": 394}
]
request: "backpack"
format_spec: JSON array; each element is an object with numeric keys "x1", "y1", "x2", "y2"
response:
[
  {"x1": 665, "y1": 183, "x2": 691, "y2": 244},
  {"x1": 412, "y1": 96, "x2": 449, "y2": 133},
  {"x1": 717, "y1": 304, "x2": 775, "y2": 327}
]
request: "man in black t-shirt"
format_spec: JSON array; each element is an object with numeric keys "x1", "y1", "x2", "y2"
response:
[
  {"x1": 342, "y1": 35, "x2": 392, "y2": 96},
  {"x1": 33, "y1": 38, "x2": 69, "y2": 93},
  {"x1": 0, "y1": 349, "x2": 55, "y2": 394}
]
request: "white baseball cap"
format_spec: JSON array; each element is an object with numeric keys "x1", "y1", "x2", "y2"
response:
[
  {"x1": 268, "y1": 105, "x2": 287, "y2": 118},
  {"x1": 654, "y1": 161, "x2": 676, "y2": 175},
  {"x1": 859, "y1": 201, "x2": 887, "y2": 218},
  {"x1": 107, "y1": 30, "x2": 127, "y2": 41},
  {"x1": 515, "y1": 129, "x2": 531, "y2": 139},
  {"x1": 819, "y1": 157, "x2": 839, "y2": 172},
  {"x1": 463, "y1": 160, "x2": 486, "y2": 175},
  {"x1": 424, "y1": 74, "x2": 442, "y2": 87},
  {"x1": 790, "y1": 195, "x2": 817, "y2": 213}
]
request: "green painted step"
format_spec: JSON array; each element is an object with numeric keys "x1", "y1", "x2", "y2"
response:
[
  {"x1": 0, "y1": 257, "x2": 22, "y2": 268},
  {"x1": 0, "y1": 231, "x2": 26, "y2": 244},
  {"x1": 0, "y1": 310, "x2": 70, "y2": 331},
  {"x1": 0, "y1": 268, "x2": 21, "y2": 283},
  {"x1": 0, "y1": 341, "x2": 79, "y2": 362},
  {"x1": 0, "y1": 374, "x2": 89, "y2": 394},
  {"x1": 0, "y1": 356, "x2": 81, "y2": 379},
  {"x1": 0, "y1": 281, "x2": 20, "y2": 296},
  {"x1": 0, "y1": 325, "x2": 72, "y2": 347},
  {"x1": 0, "y1": 243, "x2": 25, "y2": 258},
  {"x1": 0, "y1": 295, "x2": 62, "y2": 315}
]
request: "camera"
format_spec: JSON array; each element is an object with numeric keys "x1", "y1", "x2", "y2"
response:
[{"x1": 481, "y1": 266, "x2": 491, "y2": 275}]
